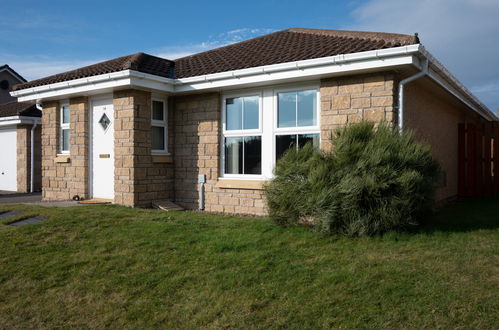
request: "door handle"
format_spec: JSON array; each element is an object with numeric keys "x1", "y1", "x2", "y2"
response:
[{"x1": 99, "y1": 154, "x2": 110, "y2": 158}]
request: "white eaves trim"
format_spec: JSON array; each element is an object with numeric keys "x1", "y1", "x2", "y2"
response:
[
  {"x1": 10, "y1": 43, "x2": 496, "y2": 121},
  {"x1": 12, "y1": 70, "x2": 175, "y2": 102},
  {"x1": 11, "y1": 45, "x2": 421, "y2": 102},
  {"x1": 419, "y1": 46, "x2": 497, "y2": 121},
  {"x1": 0, "y1": 115, "x2": 40, "y2": 127}
]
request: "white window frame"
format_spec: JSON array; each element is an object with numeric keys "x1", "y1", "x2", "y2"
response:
[
  {"x1": 59, "y1": 102, "x2": 70, "y2": 155},
  {"x1": 151, "y1": 97, "x2": 168, "y2": 155},
  {"x1": 221, "y1": 91, "x2": 264, "y2": 179},
  {"x1": 220, "y1": 83, "x2": 320, "y2": 180},
  {"x1": 273, "y1": 85, "x2": 321, "y2": 163}
]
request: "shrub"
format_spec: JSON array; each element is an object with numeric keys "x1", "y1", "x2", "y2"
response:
[{"x1": 264, "y1": 122, "x2": 441, "y2": 236}]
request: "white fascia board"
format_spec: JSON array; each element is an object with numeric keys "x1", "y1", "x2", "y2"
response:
[
  {"x1": 129, "y1": 71, "x2": 175, "y2": 93},
  {"x1": 11, "y1": 45, "x2": 421, "y2": 101},
  {"x1": 11, "y1": 70, "x2": 132, "y2": 97},
  {"x1": 174, "y1": 54, "x2": 416, "y2": 93},
  {"x1": 12, "y1": 70, "x2": 175, "y2": 102},
  {"x1": 0, "y1": 116, "x2": 40, "y2": 127},
  {"x1": 15, "y1": 77, "x2": 132, "y2": 102},
  {"x1": 176, "y1": 45, "x2": 421, "y2": 85},
  {"x1": 418, "y1": 47, "x2": 497, "y2": 121}
]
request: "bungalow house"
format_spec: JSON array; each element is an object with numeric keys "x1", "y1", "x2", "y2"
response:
[
  {"x1": 0, "y1": 65, "x2": 42, "y2": 193},
  {"x1": 10, "y1": 28, "x2": 497, "y2": 215}
]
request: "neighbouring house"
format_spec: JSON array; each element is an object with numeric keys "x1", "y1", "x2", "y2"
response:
[
  {"x1": 0, "y1": 65, "x2": 27, "y2": 104},
  {"x1": 0, "y1": 101, "x2": 42, "y2": 192},
  {"x1": 10, "y1": 28, "x2": 498, "y2": 215},
  {"x1": 0, "y1": 65, "x2": 42, "y2": 193}
]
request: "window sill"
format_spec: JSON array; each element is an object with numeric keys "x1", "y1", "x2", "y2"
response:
[
  {"x1": 54, "y1": 155, "x2": 70, "y2": 163},
  {"x1": 216, "y1": 179, "x2": 268, "y2": 190},
  {"x1": 152, "y1": 155, "x2": 173, "y2": 164}
]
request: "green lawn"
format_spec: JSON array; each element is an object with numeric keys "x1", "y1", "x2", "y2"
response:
[{"x1": 0, "y1": 199, "x2": 498, "y2": 329}]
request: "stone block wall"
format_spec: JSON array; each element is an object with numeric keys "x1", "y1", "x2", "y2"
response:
[
  {"x1": 41, "y1": 98, "x2": 89, "y2": 200},
  {"x1": 173, "y1": 93, "x2": 266, "y2": 216},
  {"x1": 320, "y1": 72, "x2": 397, "y2": 150},
  {"x1": 113, "y1": 89, "x2": 174, "y2": 207},
  {"x1": 16, "y1": 124, "x2": 41, "y2": 192}
]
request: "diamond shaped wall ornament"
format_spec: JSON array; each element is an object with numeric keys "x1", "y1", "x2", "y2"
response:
[{"x1": 99, "y1": 113, "x2": 111, "y2": 131}]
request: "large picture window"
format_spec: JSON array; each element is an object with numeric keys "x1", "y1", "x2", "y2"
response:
[
  {"x1": 151, "y1": 99, "x2": 168, "y2": 154},
  {"x1": 223, "y1": 95, "x2": 262, "y2": 176},
  {"x1": 60, "y1": 103, "x2": 70, "y2": 154},
  {"x1": 221, "y1": 86, "x2": 319, "y2": 179}
]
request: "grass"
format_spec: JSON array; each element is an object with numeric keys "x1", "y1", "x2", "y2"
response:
[{"x1": 0, "y1": 199, "x2": 498, "y2": 329}]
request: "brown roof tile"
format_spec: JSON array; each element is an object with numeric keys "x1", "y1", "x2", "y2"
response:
[
  {"x1": 0, "y1": 101, "x2": 41, "y2": 118},
  {"x1": 13, "y1": 28, "x2": 418, "y2": 91},
  {"x1": 174, "y1": 28, "x2": 418, "y2": 78},
  {"x1": 13, "y1": 53, "x2": 174, "y2": 91}
]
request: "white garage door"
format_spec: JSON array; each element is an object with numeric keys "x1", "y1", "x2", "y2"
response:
[{"x1": 0, "y1": 128, "x2": 17, "y2": 191}]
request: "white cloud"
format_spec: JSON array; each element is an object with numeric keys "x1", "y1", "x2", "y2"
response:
[
  {"x1": 2, "y1": 57, "x2": 100, "y2": 81},
  {"x1": 154, "y1": 28, "x2": 276, "y2": 59},
  {"x1": 346, "y1": 0, "x2": 499, "y2": 109},
  {"x1": 1, "y1": 28, "x2": 276, "y2": 80}
]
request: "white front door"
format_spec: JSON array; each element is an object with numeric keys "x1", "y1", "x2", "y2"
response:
[
  {"x1": 91, "y1": 98, "x2": 114, "y2": 199},
  {"x1": 0, "y1": 127, "x2": 17, "y2": 191}
]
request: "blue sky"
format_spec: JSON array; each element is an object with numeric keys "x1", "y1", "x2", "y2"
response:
[{"x1": 1, "y1": 0, "x2": 498, "y2": 110}]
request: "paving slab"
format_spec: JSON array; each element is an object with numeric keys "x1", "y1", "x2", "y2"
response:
[
  {"x1": 9, "y1": 216, "x2": 49, "y2": 226},
  {"x1": 0, "y1": 211, "x2": 24, "y2": 219}
]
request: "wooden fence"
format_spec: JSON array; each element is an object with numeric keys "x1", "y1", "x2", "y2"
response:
[{"x1": 458, "y1": 122, "x2": 499, "y2": 197}]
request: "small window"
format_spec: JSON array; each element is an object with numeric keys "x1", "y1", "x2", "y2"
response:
[
  {"x1": 60, "y1": 104, "x2": 70, "y2": 154},
  {"x1": 151, "y1": 100, "x2": 168, "y2": 154},
  {"x1": 278, "y1": 90, "x2": 317, "y2": 128}
]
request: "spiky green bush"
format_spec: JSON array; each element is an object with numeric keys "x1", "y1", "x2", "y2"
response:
[{"x1": 264, "y1": 122, "x2": 441, "y2": 236}]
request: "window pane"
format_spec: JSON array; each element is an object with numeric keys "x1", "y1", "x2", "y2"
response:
[
  {"x1": 298, "y1": 134, "x2": 320, "y2": 148},
  {"x1": 243, "y1": 96, "x2": 259, "y2": 129},
  {"x1": 244, "y1": 136, "x2": 261, "y2": 174},
  {"x1": 225, "y1": 137, "x2": 243, "y2": 174},
  {"x1": 297, "y1": 90, "x2": 316, "y2": 127},
  {"x1": 226, "y1": 97, "x2": 242, "y2": 130},
  {"x1": 276, "y1": 134, "x2": 297, "y2": 160},
  {"x1": 62, "y1": 105, "x2": 70, "y2": 124},
  {"x1": 152, "y1": 126, "x2": 165, "y2": 150},
  {"x1": 152, "y1": 101, "x2": 164, "y2": 121},
  {"x1": 278, "y1": 92, "x2": 296, "y2": 128},
  {"x1": 62, "y1": 129, "x2": 70, "y2": 152}
]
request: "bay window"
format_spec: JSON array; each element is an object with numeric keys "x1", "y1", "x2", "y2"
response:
[
  {"x1": 60, "y1": 103, "x2": 70, "y2": 154},
  {"x1": 221, "y1": 85, "x2": 320, "y2": 179}
]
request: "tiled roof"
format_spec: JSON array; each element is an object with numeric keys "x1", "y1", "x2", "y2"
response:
[
  {"x1": 174, "y1": 28, "x2": 418, "y2": 78},
  {"x1": 13, "y1": 53, "x2": 175, "y2": 91},
  {"x1": 0, "y1": 101, "x2": 41, "y2": 118},
  {"x1": 13, "y1": 28, "x2": 418, "y2": 91}
]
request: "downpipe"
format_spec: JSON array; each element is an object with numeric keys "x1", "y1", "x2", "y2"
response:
[
  {"x1": 198, "y1": 174, "x2": 205, "y2": 210},
  {"x1": 30, "y1": 119, "x2": 40, "y2": 193},
  {"x1": 398, "y1": 58, "x2": 429, "y2": 131}
]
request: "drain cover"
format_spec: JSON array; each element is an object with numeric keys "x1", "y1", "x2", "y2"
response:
[
  {"x1": 0, "y1": 211, "x2": 24, "y2": 219},
  {"x1": 9, "y1": 216, "x2": 48, "y2": 226}
]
